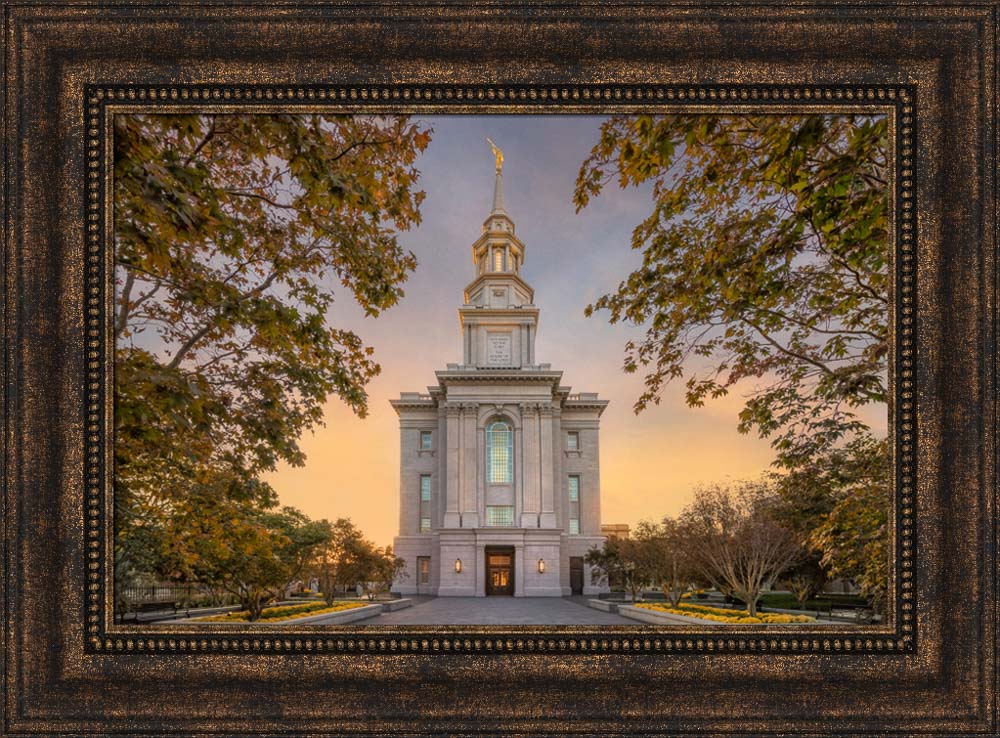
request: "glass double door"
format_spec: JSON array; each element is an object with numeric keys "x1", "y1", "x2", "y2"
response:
[{"x1": 485, "y1": 547, "x2": 514, "y2": 596}]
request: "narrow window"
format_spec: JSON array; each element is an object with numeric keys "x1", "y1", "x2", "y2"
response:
[
  {"x1": 486, "y1": 420, "x2": 513, "y2": 484},
  {"x1": 566, "y1": 431, "x2": 579, "y2": 451},
  {"x1": 419, "y1": 475, "x2": 431, "y2": 533},
  {"x1": 568, "y1": 475, "x2": 581, "y2": 535},
  {"x1": 420, "y1": 431, "x2": 433, "y2": 450},
  {"x1": 417, "y1": 556, "x2": 430, "y2": 584},
  {"x1": 493, "y1": 248, "x2": 504, "y2": 272},
  {"x1": 485, "y1": 505, "x2": 515, "y2": 527}
]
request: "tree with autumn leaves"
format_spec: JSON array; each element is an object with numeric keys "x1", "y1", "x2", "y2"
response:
[
  {"x1": 309, "y1": 518, "x2": 406, "y2": 606},
  {"x1": 576, "y1": 114, "x2": 891, "y2": 612},
  {"x1": 113, "y1": 114, "x2": 430, "y2": 614}
]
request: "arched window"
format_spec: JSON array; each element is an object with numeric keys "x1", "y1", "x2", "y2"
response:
[
  {"x1": 486, "y1": 420, "x2": 513, "y2": 484},
  {"x1": 493, "y1": 248, "x2": 505, "y2": 272}
]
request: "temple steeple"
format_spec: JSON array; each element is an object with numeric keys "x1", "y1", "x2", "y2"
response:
[
  {"x1": 457, "y1": 140, "x2": 540, "y2": 369},
  {"x1": 473, "y1": 138, "x2": 523, "y2": 279}
]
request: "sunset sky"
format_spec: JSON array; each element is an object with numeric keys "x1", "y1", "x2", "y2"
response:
[{"x1": 261, "y1": 115, "x2": 886, "y2": 547}]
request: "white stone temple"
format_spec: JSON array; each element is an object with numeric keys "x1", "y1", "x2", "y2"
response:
[{"x1": 390, "y1": 142, "x2": 608, "y2": 597}]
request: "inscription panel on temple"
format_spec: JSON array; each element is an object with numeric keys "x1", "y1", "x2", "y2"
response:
[{"x1": 485, "y1": 332, "x2": 513, "y2": 366}]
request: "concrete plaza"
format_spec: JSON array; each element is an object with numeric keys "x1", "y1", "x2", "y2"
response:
[{"x1": 311, "y1": 596, "x2": 635, "y2": 625}]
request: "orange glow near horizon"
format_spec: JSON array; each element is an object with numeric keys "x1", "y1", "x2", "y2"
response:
[{"x1": 261, "y1": 324, "x2": 850, "y2": 549}]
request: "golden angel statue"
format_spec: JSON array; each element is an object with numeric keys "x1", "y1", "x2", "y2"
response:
[{"x1": 486, "y1": 137, "x2": 504, "y2": 174}]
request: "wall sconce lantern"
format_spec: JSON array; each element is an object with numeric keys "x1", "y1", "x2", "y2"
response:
[
  {"x1": 454, "y1": 558, "x2": 463, "y2": 574},
  {"x1": 537, "y1": 558, "x2": 546, "y2": 574}
]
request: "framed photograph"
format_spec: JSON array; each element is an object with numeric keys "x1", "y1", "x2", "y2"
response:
[{"x1": 2, "y1": 3, "x2": 996, "y2": 735}]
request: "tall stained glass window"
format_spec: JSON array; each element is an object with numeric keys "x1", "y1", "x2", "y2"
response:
[{"x1": 486, "y1": 420, "x2": 513, "y2": 484}]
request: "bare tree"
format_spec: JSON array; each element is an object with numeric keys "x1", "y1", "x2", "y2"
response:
[
  {"x1": 681, "y1": 481, "x2": 803, "y2": 617},
  {"x1": 632, "y1": 519, "x2": 699, "y2": 607}
]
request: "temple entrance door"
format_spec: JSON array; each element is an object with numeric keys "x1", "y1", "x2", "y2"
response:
[{"x1": 485, "y1": 547, "x2": 514, "y2": 596}]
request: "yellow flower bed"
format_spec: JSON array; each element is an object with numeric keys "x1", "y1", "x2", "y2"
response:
[
  {"x1": 635, "y1": 602, "x2": 814, "y2": 624},
  {"x1": 193, "y1": 601, "x2": 366, "y2": 623}
]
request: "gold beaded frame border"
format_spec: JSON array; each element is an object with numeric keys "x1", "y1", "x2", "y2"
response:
[{"x1": 84, "y1": 83, "x2": 915, "y2": 656}]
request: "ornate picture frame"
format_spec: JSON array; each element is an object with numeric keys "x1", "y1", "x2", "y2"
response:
[{"x1": 3, "y1": 3, "x2": 996, "y2": 735}]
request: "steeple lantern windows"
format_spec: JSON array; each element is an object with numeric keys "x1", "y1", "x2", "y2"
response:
[{"x1": 493, "y1": 248, "x2": 505, "y2": 272}]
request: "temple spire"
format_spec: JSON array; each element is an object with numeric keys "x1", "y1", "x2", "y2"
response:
[{"x1": 486, "y1": 137, "x2": 507, "y2": 215}]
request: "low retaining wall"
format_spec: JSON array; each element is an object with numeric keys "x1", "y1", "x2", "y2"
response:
[
  {"x1": 617, "y1": 605, "x2": 720, "y2": 626},
  {"x1": 588, "y1": 599, "x2": 619, "y2": 613},
  {"x1": 381, "y1": 598, "x2": 413, "y2": 612},
  {"x1": 274, "y1": 603, "x2": 383, "y2": 625}
]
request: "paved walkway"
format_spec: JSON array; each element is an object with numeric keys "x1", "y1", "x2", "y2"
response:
[{"x1": 331, "y1": 596, "x2": 635, "y2": 625}]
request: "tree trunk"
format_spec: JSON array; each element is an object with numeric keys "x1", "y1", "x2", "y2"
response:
[
  {"x1": 245, "y1": 593, "x2": 266, "y2": 621},
  {"x1": 630, "y1": 579, "x2": 642, "y2": 602}
]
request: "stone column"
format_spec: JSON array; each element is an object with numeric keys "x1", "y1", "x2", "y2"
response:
[
  {"x1": 443, "y1": 403, "x2": 461, "y2": 528},
  {"x1": 539, "y1": 404, "x2": 557, "y2": 528},
  {"x1": 519, "y1": 402, "x2": 540, "y2": 528},
  {"x1": 461, "y1": 402, "x2": 479, "y2": 527}
]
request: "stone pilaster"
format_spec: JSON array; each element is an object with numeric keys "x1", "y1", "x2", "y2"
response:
[
  {"x1": 461, "y1": 402, "x2": 479, "y2": 527},
  {"x1": 514, "y1": 544, "x2": 525, "y2": 597},
  {"x1": 519, "y1": 402, "x2": 540, "y2": 527},
  {"x1": 476, "y1": 423, "x2": 486, "y2": 526},
  {"x1": 475, "y1": 546, "x2": 486, "y2": 597},
  {"x1": 443, "y1": 402, "x2": 462, "y2": 528},
  {"x1": 539, "y1": 403, "x2": 557, "y2": 528}
]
